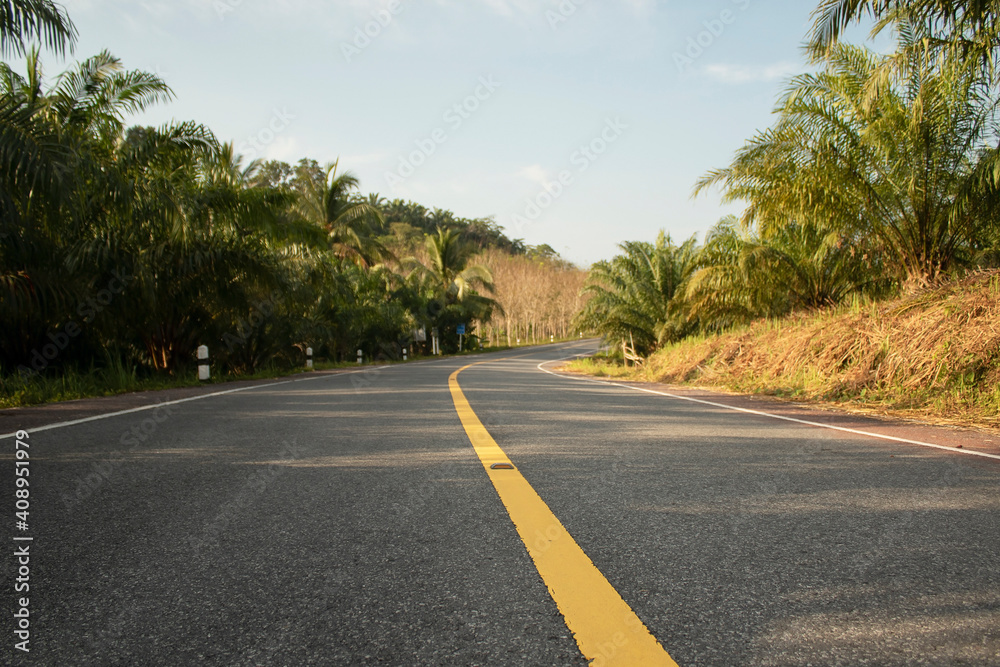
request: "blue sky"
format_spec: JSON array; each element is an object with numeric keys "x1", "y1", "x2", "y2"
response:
[{"x1": 48, "y1": 0, "x2": 862, "y2": 265}]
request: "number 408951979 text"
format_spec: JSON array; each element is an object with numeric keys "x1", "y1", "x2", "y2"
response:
[{"x1": 13, "y1": 430, "x2": 32, "y2": 654}]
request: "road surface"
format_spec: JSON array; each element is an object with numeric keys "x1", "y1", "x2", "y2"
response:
[{"x1": 2, "y1": 341, "x2": 998, "y2": 665}]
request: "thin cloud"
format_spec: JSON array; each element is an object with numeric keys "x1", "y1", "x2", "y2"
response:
[
  {"x1": 442, "y1": 0, "x2": 655, "y2": 18},
  {"x1": 263, "y1": 136, "x2": 301, "y2": 162},
  {"x1": 518, "y1": 164, "x2": 551, "y2": 186},
  {"x1": 703, "y1": 62, "x2": 800, "y2": 84},
  {"x1": 341, "y1": 152, "x2": 387, "y2": 166}
]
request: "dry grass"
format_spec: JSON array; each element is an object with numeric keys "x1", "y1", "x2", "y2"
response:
[
  {"x1": 569, "y1": 271, "x2": 1000, "y2": 430},
  {"x1": 559, "y1": 357, "x2": 637, "y2": 379}
]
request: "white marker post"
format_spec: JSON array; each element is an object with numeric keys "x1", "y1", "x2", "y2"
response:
[
  {"x1": 306, "y1": 347, "x2": 313, "y2": 369},
  {"x1": 403, "y1": 348, "x2": 408, "y2": 361},
  {"x1": 197, "y1": 345, "x2": 210, "y2": 381},
  {"x1": 357, "y1": 349, "x2": 363, "y2": 365}
]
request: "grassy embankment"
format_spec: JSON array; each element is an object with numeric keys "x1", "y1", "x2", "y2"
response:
[{"x1": 567, "y1": 271, "x2": 1000, "y2": 430}]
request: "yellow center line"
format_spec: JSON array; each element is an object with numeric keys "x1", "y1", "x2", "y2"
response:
[{"x1": 449, "y1": 362, "x2": 679, "y2": 667}]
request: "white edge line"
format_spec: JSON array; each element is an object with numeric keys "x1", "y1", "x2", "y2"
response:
[
  {"x1": 0, "y1": 350, "x2": 529, "y2": 440},
  {"x1": 537, "y1": 357, "x2": 1000, "y2": 462},
  {"x1": 0, "y1": 353, "x2": 489, "y2": 440}
]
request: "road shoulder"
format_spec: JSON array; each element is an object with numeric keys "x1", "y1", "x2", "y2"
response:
[{"x1": 547, "y1": 367, "x2": 1000, "y2": 459}]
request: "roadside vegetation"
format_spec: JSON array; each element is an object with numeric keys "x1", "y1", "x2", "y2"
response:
[
  {"x1": 570, "y1": 271, "x2": 1000, "y2": 428},
  {"x1": 0, "y1": 1, "x2": 581, "y2": 407},
  {"x1": 572, "y1": 1, "x2": 1000, "y2": 426}
]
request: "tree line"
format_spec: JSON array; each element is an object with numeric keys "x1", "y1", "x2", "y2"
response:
[
  {"x1": 578, "y1": 0, "x2": 1000, "y2": 356},
  {"x1": 479, "y1": 248, "x2": 588, "y2": 347},
  {"x1": 0, "y1": 1, "x2": 582, "y2": 384}
]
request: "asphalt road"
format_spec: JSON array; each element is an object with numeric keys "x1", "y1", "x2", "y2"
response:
[{"x1": 2, "y1": 341, "x2": 999, "y2": 665}]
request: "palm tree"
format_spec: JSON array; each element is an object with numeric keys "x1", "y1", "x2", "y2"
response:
[
  {"x1": 294, "y1": 159, "x2": 391, "y2": 266},
  {"x1": 405, "y1": 227, "x2": 499, "y2": 343},
  {"x1": 678, "y1": 217, "x2": 886, "y2": 331},
  {"x1": 422, "y1": 227, "x2": 495, "y2": 301},
  {"x1": 0, "y1": 49, "x2": 173, "y2": 230},
  {"x1": 574, "y1": 232, "x2": 699, "y2": 355},
  {"x1": 808, "y1": 0, "x2": 1000, "y2": 63},
  {"x1": 697, "y1": 38, "x2": 1000, "y2": 290},
  {"x1": 1, "y1": 46, "x2": 423, "y2": 379},
  {"x1": 0, "y1": 51, "x2": 175, "y2": 369},
  {"x1": 0, "y1": 48, "x2": 309, "y2": 373},
  {"x1": 0, "y1": 0, "x2": 76, "y2": 57}
]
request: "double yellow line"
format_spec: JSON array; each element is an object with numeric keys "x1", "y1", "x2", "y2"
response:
[{"x1": 449, "y1": 363, "x2": 678, "y2": 667}]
